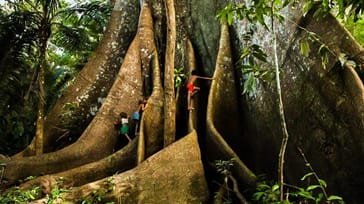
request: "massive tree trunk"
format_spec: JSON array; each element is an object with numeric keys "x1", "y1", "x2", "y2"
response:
[
  {"x1": 205, "y1": 21, "x2": 257, "y2": 195},
  {"x1": 1, "y1": 0, "x2": 364, "y2": 203},
  {"x1": 1, "y1": 27, "x2": 143, "y2": 186},
  {"x1": 12, "y1": 0, "x2": 139, "y2": 158},
  {"x1": 29, "y1": 132, "x2": 209, "y2": 204},
  {"x1": 232, "y1": 5, "x2": 364, "y2": 203},
  {"x1": 163, "y1": 0, "x2": 177, "y2": 147}
]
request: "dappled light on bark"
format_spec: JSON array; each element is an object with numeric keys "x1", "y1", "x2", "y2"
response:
[
  {"x1": 0, "y1": 30, "x2": 143, "y2": 187},
  {"x1": 18, "y1": 139, "x2": 138, "y2": 193},
  {"x1": 30, "y1": 132, "x2": 209, "y2": 203},
  {"x1": 137, "y1": 2, "x2": 164, "y2": 164},
  {"x1": 205, "y1": 22, "x2": 256, "y2": 195},
  {"x1": 163, "y1": 0, "x2": 177, "y2": 147},
  {"x1": 1, "y1": 0, "x2": 364, "y2": 203},
  {"x1": 11, "y1": 0, "x2": 140, "y2": 158}
]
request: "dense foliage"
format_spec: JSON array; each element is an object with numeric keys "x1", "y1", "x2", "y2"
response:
[{"x1": 0, "y1": 0, "x2": 111, "y2": 155}]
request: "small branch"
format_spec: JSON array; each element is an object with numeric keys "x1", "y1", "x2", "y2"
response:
[
  {"x1": 56, "y1": 130, "x2": 70, "y2": 142},
  {"x1": 283, "y1": 182, "x2": 302, "y2": 191},
  {"x1": 297, "y1": 147, "x2": 328, "y2": 199},
  {"x1": 228, "y1": 175, "x2": 248, "y2": 204}
]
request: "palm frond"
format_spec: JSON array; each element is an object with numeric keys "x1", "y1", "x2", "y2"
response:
[
  {"x1": 60, "y1": 0, "x2": 111, "y2": 32},
  {"x1": 52, "y1": 24, "x2": 92, "y2": 51}
]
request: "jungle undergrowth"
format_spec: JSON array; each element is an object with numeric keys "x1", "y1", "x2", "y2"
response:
[{"x1": 214, "y1": 153, "x2": 344, "y2": 204}]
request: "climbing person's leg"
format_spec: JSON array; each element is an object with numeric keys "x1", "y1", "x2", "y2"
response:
[
  {"x1": 187, "y1": 91, "x2": 193, "y2": 110},
  {"x1": 191, "y1": 86, "x2": 200, "y2": 97}
]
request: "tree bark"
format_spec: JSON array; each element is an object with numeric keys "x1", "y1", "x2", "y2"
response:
[
  {"x1": 1, "y1": 1, "x2": 364, "y2": 203},
  {"x1": 12, "y1": 0, "x2": 140, "y2": 158},
  {"x1": 1, "y1": 33, "x2": 143, "y2": 186},
  {"x1": 206, "y1": 21, "x2": 257, "y2": 194},
  {"x1": 18, "y1": 139, "x2": 138, "y2": 193},
  {"x1": 136, "y1": 2, "x2": 164, "y2": 164},
  {"x1": 30, "y1": 131, "x2": 209, "y2": 204},
  {"x1": 163, "y1": 0, "x2": 177, "y2": 147},
  {"x1": 231, "y1": 5, "x2": 364, "y2": 202}
]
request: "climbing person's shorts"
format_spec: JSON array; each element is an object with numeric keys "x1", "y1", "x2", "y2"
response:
[
  {"x1": 132, "y1": 111, "x2": 140, "y2": 120},
  {"x1": 120, "y1": 125, "x2": 129, "y2": 135},
  {"x1": 187, "y1": 83, "x2": 194, "y2": 92}
]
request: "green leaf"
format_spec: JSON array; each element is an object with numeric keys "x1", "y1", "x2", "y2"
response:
[
  {"x1": 255, "y1": 7, "x2": 267, "y2": 29},
  {"x1": 216, "y1": 8, "x2": 226, "y2": 22},
  {"x1": 318, "y1": 44, "x2": 329, "y2": 69},
  {"x1": 272, "y1": 184, "x2": 280, "y2": 192},
  {"x1": 327, "y1": 195, "x2": 343, "y2": 201},
  {"x1": 318, "y1": 179, "x2": 327, "y2": 188},
  {"x1": 306, "y1": 184, "x2": 320, "y2": 191},
  {"x1": 300, "y1": 40, "x2": 310, "y2": 57},
  {"x1": 301, "y1": 172, "x2": 314, "y2": 181},
  {"x1": 315, "y1": 193, "x2": 324, "y2": 202},
  {"x1": 303, "y1": 0, "x2": 313, "y2": 16},
  {"x1": 240, "y1": 47, "x2": 250, "y2": 60},
  {"x1": 297, "y1": 191, "x2": 315, "y2": 200},
  {"x1": 253, "y1": 192, "x2": 264, "y2": 201},
  {"x1": 243, "y1": 73, "x2": 257, "y2": 95},
  {"x1": 251, "y1": 44, "x2": 267, "y2": 62},
  {"x1": 275, "y1": 13, "x2": 285, "y2": 23},
  {"x1": 227, "y1": 12, "x2": 233, "y2": 25},
  {"x1": 337, "y1": 0, "x2": 344, "y2": 18}
]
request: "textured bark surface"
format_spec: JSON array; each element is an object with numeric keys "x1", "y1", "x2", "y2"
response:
[
  {"x1": 1, "y1": 1, "x2": 364, "y2": 203},
  {"x1": 18, "y1": 139, "x2": 137, "y2": 192},
  {"x1": 163, "y1": 0, "x2": 177, "y2": 147},
  {"x1": 12, "y1": 0, "x2": 140, "y2": 157},
  {"x1": 136, "y1": 2, "x2": 164, "y2": 163},
  {"x1": 205, "y1": 22, "x2": 256, "y2": 195},
  {"x1": 1, "y1": 33, "x2": 143, "y2": 186},
  {"x1": 231, "y1": 6, "x2": 364, "y2": 203},
  {"x1": 30, "y1": 132, "x2": 209, "y2": 204}
]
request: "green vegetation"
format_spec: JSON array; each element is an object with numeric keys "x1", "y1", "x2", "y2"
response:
[
  {"x1": 0, "y1": 186, "x2": 41, "y2": 203},
  {"x1": 252, "y1": 159, "x2": 344, "y2": 203},
  {"x1": 216, "y1": 0, "x2": 362, "y2": 202},
  {"x1": 213, "y1": 155, "x2": 344, "y2": 204},
  {"x1": 174, "y1": 67, "x2": 186, "y2": 88},
  {"x1": 0, "y1": 0, "x2": 111, "y2": 155},
  {"x1": 341, "y1": 17, "x2": 364, "y2": 46},
  {"x1": 214, "y1": 158, "x2": 238, "y2": 203},
  {"x1": 217, "y1": 0, "x2": 363, "y2": 95},
  {"x1": 0, "y1": 0, "x2": 362, "y2": 202}
]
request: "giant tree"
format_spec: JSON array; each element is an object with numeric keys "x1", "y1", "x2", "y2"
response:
[
  {"x1": 1, "y1": 0, "x2": 364, "y2": 203},
  {"x1": 0, "y1": 0, "x2": 114, "y2": 156}
]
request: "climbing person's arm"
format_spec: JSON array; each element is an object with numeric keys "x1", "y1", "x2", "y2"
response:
[
  {"x1": 125, "y1": 133, "x2": 132, "y2": 142},
  {"x1": 196, "y1": 76, "x2": 215, "y2": 80},
  {"x1": 136, "y1": 103, "x2": 142, "y2": 112},
  {"x1": 142, "y1": 103, "x2": 148, "y2": 111}
]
